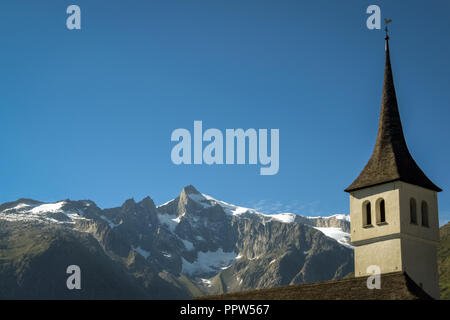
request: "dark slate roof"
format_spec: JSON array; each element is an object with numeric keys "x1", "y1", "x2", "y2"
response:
[
  {"x1": 199, "y1": 272, "x2": 432, "y2": 300},
  {"x1": 345, "y1": 37, "x2": 441, "y2": 193}
]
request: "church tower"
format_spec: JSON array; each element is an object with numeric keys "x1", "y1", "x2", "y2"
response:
[{"x1": 345, "y1": 34, "x2": 442, "y2": 299}]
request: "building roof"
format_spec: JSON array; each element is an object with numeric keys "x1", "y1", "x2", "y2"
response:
[
  {"x1": 199, "y1": 272, "x2": 432, "y2": 300},
  {"x1": 345, "y1": 37, "x2": 441, "y2": 193}
]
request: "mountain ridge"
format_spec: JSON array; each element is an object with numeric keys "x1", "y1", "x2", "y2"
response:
[{"x1": 0, "y1": 185, "x2": 353, "y2": 299}]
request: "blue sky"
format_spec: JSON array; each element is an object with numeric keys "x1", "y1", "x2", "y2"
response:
[{"x1": 1, "y1": 1, "x2": 449, "y2": 224}]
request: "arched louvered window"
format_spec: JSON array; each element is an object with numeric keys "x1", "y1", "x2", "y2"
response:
[
  {"x1": 410, "y1": 198, "x2": 417, "y2": 224},
  {"x1": 363, "y1": 201, "x2": 372, "y2": 226},
  {"x1": 377, "y1": 199, "x2": 386, "y2": 224},
  {"x1": 421, "y1": 201, "x2": 429, "y2": 227}
]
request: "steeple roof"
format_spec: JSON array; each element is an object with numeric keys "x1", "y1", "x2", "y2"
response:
[{"x1": 345, "y1": 36, "x2": 441, "y2": 193}]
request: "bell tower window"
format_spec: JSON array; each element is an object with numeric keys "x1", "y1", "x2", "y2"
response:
[
  {"x1": 410, "y1": 198, "x2": 417, "y2": 224},
  {"x1": 421, "y1": 201, "x2": 429, "y2": 227},
  {"x1": 376, "y1": 198, "x2": 386, "y2": 224},
  {"x1": 363, "y1": 201, "x2": 372, "y2": 227}
]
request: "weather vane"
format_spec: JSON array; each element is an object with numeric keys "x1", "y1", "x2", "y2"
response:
[{"x1": 384, "y1": 18, "x2": 392, "y2": 38}]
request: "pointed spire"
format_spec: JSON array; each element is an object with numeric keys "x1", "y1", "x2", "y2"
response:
[{"x1": 345, "y1": 35, "x2": 441, "y2": 193}]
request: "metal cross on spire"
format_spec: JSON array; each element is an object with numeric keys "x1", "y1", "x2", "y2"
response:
[{"x1": 384, "y1": 18, "x2": 393, "y2": 39}]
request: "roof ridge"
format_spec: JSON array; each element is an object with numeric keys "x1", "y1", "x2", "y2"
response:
[
  {"x1": 267, "y1": 271, "x2": 405, "y2": 289},
  {"x1": 198, "y1": 271, "x2": 435, "y2": 300}
]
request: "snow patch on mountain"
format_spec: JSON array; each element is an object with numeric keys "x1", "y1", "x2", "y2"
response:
[
  {"x1": 134, "y1": 246, "x2": 151, "y2": 259},
  {"x1": 307, "y1": 214, "x2": 350, "y2": 222},
  {"x1": 156, "y1": 198, "x2": 175, "y2": 208},
  {"x1": 2, "y1": 203, "x2": 31, "y2": 213},
  {"x1": 181, "y1": 239, "x2": 195, "y2": 251},
  {"x1": 0, "y1": 201, "x2": 89, "y2": 224},
  {"x1": 200, "y1": 279, "x2": 212, "y2": 287},
  {"x1": 181, "y1": 249, "x2": 238, "y2": 276},
  {"x1": 201, "y1": 194, "x2": 298, "y2": 224},
  {"x1": 157, "y1": 213, "x2": 179, "y2": 232},
  {"x1": 30, "y1": 202, "x2": 66, "y2": 214},
  {"x1": 100, "y1": 215, "x2": 121, "y2": 228},
  {"x1": 261, "y1": 213, "x2": 297, "y2": 224},
  {"x1": 187, "y1": 193, "x2": 212, "y2": 208},
  {"x1": 197, "y1": 194, "x2": 353, "y2": 240},
  {"x1": 172, "y1": 211, "x2": 186, "y2": 223},
  {"x1": 314, "y1": 227, "x2": 352, "y2": 248},
  {"x1": 202, "y1": 194, "x2": 256, "y2": 216},
  {"x1": 332, "y1": 214, "x2": 351, "y2": 221}
]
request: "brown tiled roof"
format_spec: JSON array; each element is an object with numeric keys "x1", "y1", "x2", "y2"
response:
[
  {"x1": 199, "y1": 272, "x2": 432, "y2": 300},
  {"x1": 345, "y1": 37, "x2": 441, "y2": 193}
]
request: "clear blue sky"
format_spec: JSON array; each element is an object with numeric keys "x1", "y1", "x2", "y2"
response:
[{"x1": 1, "y1": 1, "x2": 449, "y2": 224}]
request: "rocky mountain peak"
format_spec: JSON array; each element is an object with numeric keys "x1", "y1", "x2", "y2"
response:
[
  {"x1": 178, "y1": 185, "x2": 209, "y2": 212},
  {"x1": 139, "y1": 196, "x2": 156, "y2": 210},
  {"x1": 181, "y1": 184, "x2": 201, "y2": 196},
  {"x1": 121, "y1": 198, "x2": 136, "y2": 211}
]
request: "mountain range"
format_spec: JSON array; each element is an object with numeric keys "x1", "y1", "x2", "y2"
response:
[{"x1": 0, "y1": 185, "x2": 354, "y2": 299}]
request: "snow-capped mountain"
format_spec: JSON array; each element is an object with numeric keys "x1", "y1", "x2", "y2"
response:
[
  {"x1": 0, "y1": 199, "x2": 91, "y2": 224},
  {"x1": 0, "y1": 185, "x2": 353, "y2": 299}
]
